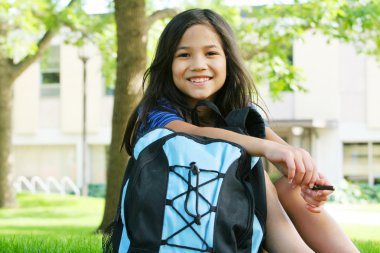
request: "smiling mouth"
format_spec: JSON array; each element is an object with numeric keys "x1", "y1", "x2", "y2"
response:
[{"x1": 187, "y1": 77, "x2": 212, "y2": 85}]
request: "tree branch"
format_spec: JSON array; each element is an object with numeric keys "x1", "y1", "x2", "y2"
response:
[
  {"x1": 145, "y1": 8, "x2": 178, "y2": 31},
  {"x1": 12, "y1": 30, "x2": 56, "y2": 78},
  {"x1": 241, "y1": 48, "x2": 263, "y2": 60},
  {"x1": 12, "y1": 0, "x2": 79, "y2": 78}
]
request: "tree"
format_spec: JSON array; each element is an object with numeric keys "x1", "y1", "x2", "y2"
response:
[
  {"x1": 0, "y1": 0, "x2": 87, "y2": 207},
  {"x1": 237, "y1": 0, "x2": 380, "y2": 97},
  {"x1": 176, "y1": 0, "x2": 380, "y2": 98},
  {"x1": 98, "y1": 0, "x2": 380, "y2": 230},
  {"x1": 97, "y1": 0, "x2": 176, "y2": 231}
]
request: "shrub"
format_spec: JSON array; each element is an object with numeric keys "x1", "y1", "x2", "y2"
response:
[{"x1": 329, "y1": 180, "x2": 380, "y2": 204}]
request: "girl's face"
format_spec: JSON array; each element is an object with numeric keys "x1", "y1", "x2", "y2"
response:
[{"x1": 172, "y1": 24, "x2": 227, "y2": 107}]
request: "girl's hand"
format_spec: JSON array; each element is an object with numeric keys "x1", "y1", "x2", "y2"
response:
[
  {"x1": 300, "y1": 173, "x2": 333, "y2": 213},
  {"x1": 263, "y1": 141, "x2": 319, "y2": 188}
]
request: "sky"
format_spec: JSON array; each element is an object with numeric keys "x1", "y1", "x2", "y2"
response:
[{"x1": 82, "y1": 0, "x2": 299, "y2": 14}]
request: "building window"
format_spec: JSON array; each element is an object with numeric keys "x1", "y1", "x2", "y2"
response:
[
  {"x1": 374, "y1": 143, "x2": 380, "y2": 176},
  {"x1": 343, "y1": 142, "x2": 380, "y2": 183},
  {"x1": 343, "y1": 143, "x2": 368, "y2": 178},
  {"x1": 40, "y1": 45, "x2": 60, "y2": 97}
]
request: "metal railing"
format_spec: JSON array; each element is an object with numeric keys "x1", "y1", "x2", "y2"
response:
[{"x1": 13, "y1": 176, "x2": 80, "y2": 196}]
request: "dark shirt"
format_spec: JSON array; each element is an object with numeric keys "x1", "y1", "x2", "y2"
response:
[
  {"x1": 137, "y1": 101, "x2": 185, "y2": 138},
  {"x1": 137, "y1": 100, "x2": 267, "y2": 139}
]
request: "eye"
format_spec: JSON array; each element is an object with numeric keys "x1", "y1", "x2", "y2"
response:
[
  {"x1": 206, "y1": 51, "x2": 219, "y2": 56},
  {"x1": 176, "y1": 52, "x2": 190, "y2": 58}
]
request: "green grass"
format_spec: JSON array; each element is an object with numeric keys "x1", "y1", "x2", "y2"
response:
[
  {"x1": 342, "y1": 224, "x2": 380, "y2": 241},
  {"x1": 0, "y1": 234, "x2": 101, "y2": 253},
  {"x1": 325, "y1": 203, "x2": 380, "y2": 241},
  {"x1": 0, "y1": 193, "x2": 379, "y2": 252},
  {"x1": 344, "y1": 224, "x2": 380, "y2": 252},
  {"x1": 0, "y1": 193, "x2": 104, "y2": 253},
  {"x1": 352, "y1": 239, "x2": 380, "y2": 253}
]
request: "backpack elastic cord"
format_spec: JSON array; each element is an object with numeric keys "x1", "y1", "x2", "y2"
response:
[
  {"x1": 185, "y1": 162, "x2": 201, "y2": 225},
  {"x1": 162, "y1": 162, "x2": 225, "y2": 252}
]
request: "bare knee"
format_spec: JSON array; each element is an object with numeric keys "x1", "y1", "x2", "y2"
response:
[
  {"x1": 274, "y1": 176, "x2": 292, "y2": 192},
  {"x1": 274, "y1": 176, "x2": 300, "y2": 203}
]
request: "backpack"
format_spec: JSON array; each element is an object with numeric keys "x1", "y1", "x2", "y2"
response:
[{"x1": 103, "y1": 101, "x2": 267, "y2": 253}]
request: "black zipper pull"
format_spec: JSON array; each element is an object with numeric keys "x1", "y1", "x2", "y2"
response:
[{"x1": 190, "y1": 162, "x2": 200, "y2": 175}]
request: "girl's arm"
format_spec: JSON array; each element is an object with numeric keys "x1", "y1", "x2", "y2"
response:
[
  {"x1": 265, "y1": 127, "x2": 288, "y2": 145},
  {"x1": 166, "y1": 120, "x2": 317, "y2": 188},
  {"x1": 266, "y1": 127, "x2": 333, "y2": 213},
  {"x1": 265, "y1": 127, "x2": 318, "y2": 187}
]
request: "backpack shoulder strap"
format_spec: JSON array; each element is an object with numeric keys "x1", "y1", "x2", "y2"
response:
[
  {"x1": 191, "y1": 100, "x2": 227, "y2": 126},
  {"x1": 191, "y1": 100, "x2": 266, "y2": 139},
  {"x1": 225, "y1": 107, "x2": 266, "y2": 139}
]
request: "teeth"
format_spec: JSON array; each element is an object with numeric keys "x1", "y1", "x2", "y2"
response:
[{"x1": 189, "y1": 77, "x2": 210, "y2": 83}]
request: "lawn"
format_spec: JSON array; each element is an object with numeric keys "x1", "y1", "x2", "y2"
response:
[
  {"x1": 325, "y1": 202, "x2": 380, "y2": 242},
  {"x1": 0, "y1": 193, "x2": 379, "y2": 252},
  {"x1": 0, "y1": 193, "x2": 104, "y2": 253}
]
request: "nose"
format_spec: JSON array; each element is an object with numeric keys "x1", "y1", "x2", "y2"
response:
[{"x1": 190, "y1": 55, "x2": 207, "y2": 71}]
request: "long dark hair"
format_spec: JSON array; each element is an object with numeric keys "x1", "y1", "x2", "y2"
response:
[{"x1": 124, "y1": 8, "x2": 259, "y2": 155}]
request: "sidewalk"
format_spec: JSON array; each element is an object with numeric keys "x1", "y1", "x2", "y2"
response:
[{"x1": 324, "y1": 203, "x2": 380, "y2": 225}]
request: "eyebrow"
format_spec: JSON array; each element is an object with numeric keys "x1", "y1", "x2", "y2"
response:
[{"x1": 176, "y1": 45, "x2": 221, "y2": 51}]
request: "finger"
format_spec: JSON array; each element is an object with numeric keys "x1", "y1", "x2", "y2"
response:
[
  {"x1": 315, "y1": 176, "x2": 326, "y2": 186},
  {"x1": 308, "y1": 167, "x2": 319, "y2": 188},
  {"x1": 300, "y1": 191, "x2": 325, "y2": 206},
  {"x1": 313, "y1": 192, "x2": 329, "y2": 202},
  {"x1": 299, "y1": 149, "x2": 314, "y2": 186},
  {"x1": 305, "y1": 203, "x2": 322, "y2": 213},
  {"x1": 306, "y1": 198, "x2": 325, "y2": 208},
  {"x1": 292, "y1": 152, "x2": 305, "y2": 186},
  {"x1": 285, "y1": 154, "x2": 296, "y2": 184},
  {"x1": 307, "y1": 159, "x2": 318, "y2": 188},
  {"x1": 301, "y1": 158, "x2": 313, "y2": 187},
  {"x1": 309, "y1": 167, "x2": 319, "y2": 188},
  {"x1": 313, "y1": 173, "x2": 334, "y2": 190},
  {"x1": 319, "y1": 190, "x2": 333, "y2": 198},
  {"x1": 302, "y1": 188, "x2": 329, "y2": 203}
]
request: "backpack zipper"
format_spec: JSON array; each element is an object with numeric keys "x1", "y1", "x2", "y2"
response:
[
  {"x1": 236, "y1": 152, "x2": 254, "y2": 247},
  {"x1": 130, "y1": 133, "x2": 177, "y2": 187}
]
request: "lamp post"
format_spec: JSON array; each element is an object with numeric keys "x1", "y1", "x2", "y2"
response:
[{"x1": 78, "y1": 44, "x2": 90, "y2": 196}]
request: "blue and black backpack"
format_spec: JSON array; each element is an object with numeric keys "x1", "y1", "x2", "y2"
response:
[{"x1": 103, "y1": 101, "x2": 267, "y2": 253}]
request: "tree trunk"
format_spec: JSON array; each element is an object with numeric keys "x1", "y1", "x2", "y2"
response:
[
  {"x1": 98, "y1": 0, "x2": 147, "y2": 231},
  {"x1": 0, "y1": 73, "x2": 17, "y2": 208},
  {"x1": 0, "y1": 0, "x2": 82, "y2": 209}
]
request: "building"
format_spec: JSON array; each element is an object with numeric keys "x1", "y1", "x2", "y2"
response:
[
  {"x1": 263, "y1": 32, "x2": 380, "y2": 185},
  {"x1": 12, "y1": 42, "x2": 112, "y2": 194},
  {"x1": 11, "y1": 32, "x2": 380, "y2": 195}
]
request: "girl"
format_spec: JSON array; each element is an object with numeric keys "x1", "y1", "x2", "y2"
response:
[{"x1": 124, "y1": 9, "x2": 358, "y2": 253}]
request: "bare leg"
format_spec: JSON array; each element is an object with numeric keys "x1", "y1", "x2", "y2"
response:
[
  {"x1": 264, "y1": 172, "x2": 314, "y2": 253},
  {"x1": 275, "y1": 176, "x2": 359, "y2": 253}
]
